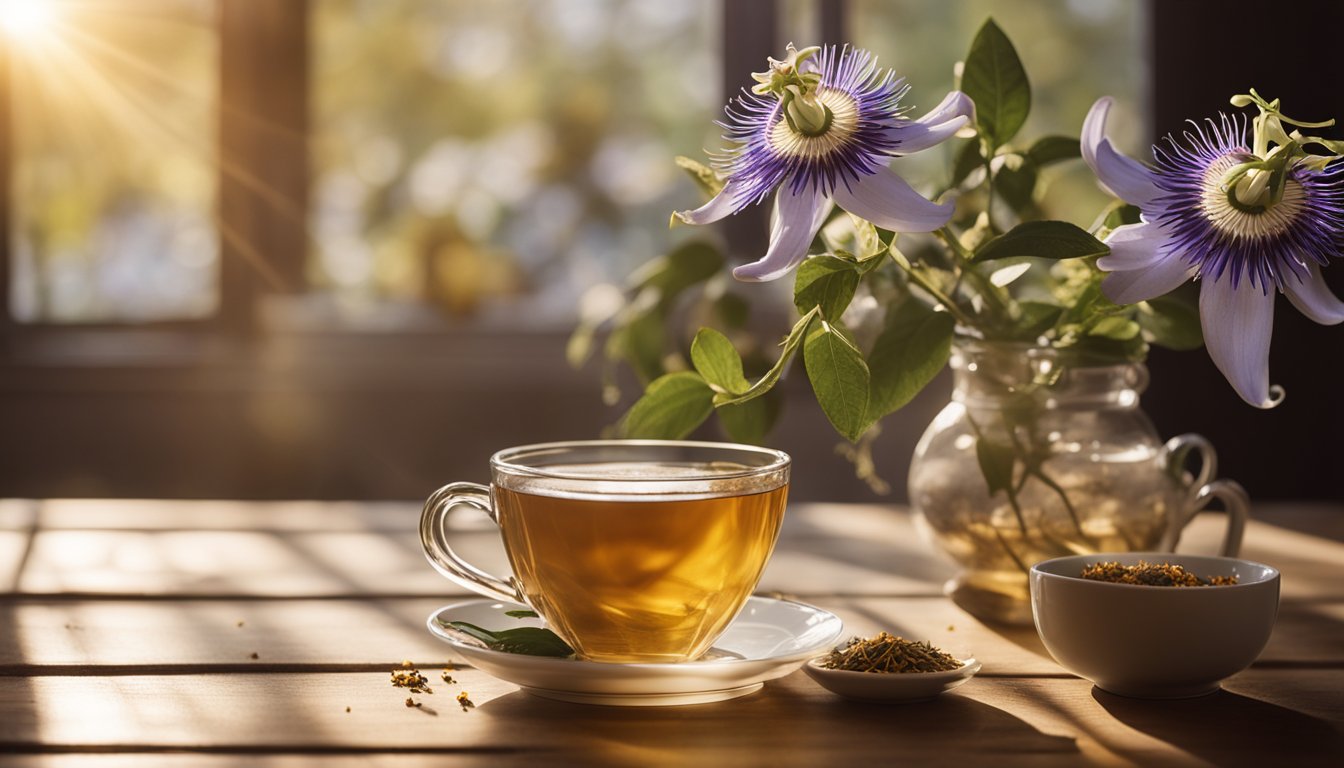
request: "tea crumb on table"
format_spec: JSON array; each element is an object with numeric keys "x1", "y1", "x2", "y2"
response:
[{"x1": 391, "y1": 666, "x2": 432, "y2": 694}]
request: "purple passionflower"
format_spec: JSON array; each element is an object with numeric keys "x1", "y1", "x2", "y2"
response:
[
  {"x1": 675, "y1": 44, "x2": 973, "y2": 282},
  {"x1": 1083, "y1": 96, "x2": 1344, "y2": 408}
]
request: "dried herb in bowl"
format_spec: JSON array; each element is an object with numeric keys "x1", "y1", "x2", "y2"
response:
[
  {"x1": 821, "y1": 633, "x2": 962, "y2": 674},
  {"x1": 1080, "y1": 560, "x2": 1239, "y2": 587}
]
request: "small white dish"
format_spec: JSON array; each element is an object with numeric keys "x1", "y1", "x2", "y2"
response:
[
  {"x1": 426, "y1": 596, "x2": 844, "y2": 706},
  {"x1": 803, "y1": 656, "x2": 981, "y2": 702}
]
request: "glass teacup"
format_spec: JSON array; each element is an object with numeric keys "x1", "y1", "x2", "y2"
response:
[{"x1": 420, "y1": 440, "x2": 791, "y2": 663}]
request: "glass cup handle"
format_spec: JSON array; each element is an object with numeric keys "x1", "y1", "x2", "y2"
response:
[
  {"x1": 1158, "y1": 435, "x2": 1250, "y2": 557},
  {"x1": 419, "y1": 482, "x2": 525, "y2": 603}
]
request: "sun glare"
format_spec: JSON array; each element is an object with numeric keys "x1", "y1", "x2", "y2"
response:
[{"x1": 0, "y1": 0, "x2": 58, "y2": 43}]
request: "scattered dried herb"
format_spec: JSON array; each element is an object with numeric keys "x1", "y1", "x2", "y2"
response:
[
  {"x1": 249, "y1": 652, "x2": 259, "y2": 660},
  {"x1": 440, "y1": 670, "x2": 456, "y2": 685},
  {"x1": 391, "y1": 666, "x2": 433, "y2": 694},
  {"x1": 821, "y1": 633, "x2": 962, "y2": 674},
  {"x1": 1081, "y1": 560, "x2": 1238, "y2": 587},
  {"x1": 404, "y1": 697, "x2": 419, "y2": 708},
  {"x1": 456, "y1": 691, "x2": 475, "y2": 710}
]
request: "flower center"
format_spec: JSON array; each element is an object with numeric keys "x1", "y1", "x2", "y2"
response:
[
  {"x1": 768, "y1": 87, "x2": 859, "y2": 162},
  {"x1": 1199, "y1": 153, "x2": 1306, "y2": 241}
]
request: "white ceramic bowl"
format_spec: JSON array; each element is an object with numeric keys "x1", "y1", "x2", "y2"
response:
[
  {"x1": 803, "y1": 656, "x2": 980, "y2": 702},
  {"x1": 1030, "y1": 553, "x2": 1280, "y2": 699}
]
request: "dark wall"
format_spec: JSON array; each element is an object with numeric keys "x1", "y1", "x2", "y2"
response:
[{"x1": 1143, "y1": 0, "x2": 1344, "y2": 502}]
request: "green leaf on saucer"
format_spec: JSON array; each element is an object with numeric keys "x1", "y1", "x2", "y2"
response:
[
  {"x1": 504, "y1": 609, "x2": 539, "y2": 619},
  {"x1": 443, "y1": 621, "x2": 575, "y2": 658}
]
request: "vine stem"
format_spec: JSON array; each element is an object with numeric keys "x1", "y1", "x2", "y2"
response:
[
  {"x1": 1002, "y1": 422, "x2": 1086, "y2": 537},
  {"x1": 889, "y1": 256, "x2": 979, "y2": 329},
  {"x1": 933, "y1": 226, "x2": 1014, "y2": 323},
  {"x1": 965, "y1": 412, "x2": 1029, "y2": 536}
]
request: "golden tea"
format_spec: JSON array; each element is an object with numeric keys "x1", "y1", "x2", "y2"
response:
[{"x1": 494, "y1": 463, "x2": 787, "y2": 663}]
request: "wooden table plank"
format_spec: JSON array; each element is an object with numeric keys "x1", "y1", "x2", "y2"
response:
[
  {"x1": 7, "y1": 499, "x2": 422, "y2": 532},
  {"x1": 0, "y1": 530, "x2": 30, "y2": 593},
  {"x1": 12, "y1": 503, "x2": 1341, "y2": 600},
  {"x1": 7, "y1": 503, "x2": 957, "y2": 598},
  {"x1": 0, "y1": 671, "x2": 1338, "y2": 765},
  {"x1": 2, "y1": 595, "x2": 1339, "y2": 678}
]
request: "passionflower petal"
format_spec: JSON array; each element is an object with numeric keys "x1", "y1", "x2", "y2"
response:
[
  {"x1": 1086, "y1": 96, "x2": 1344, "y2": 408},
  {"x1": 675, "y1": 44, "x2": 970, "y2": 281}
]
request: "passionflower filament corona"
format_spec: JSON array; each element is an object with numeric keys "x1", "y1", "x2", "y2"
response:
[
  {"x1": 676, "y1": 44, "x2": 973, "y2": 282},
  {"x1": 1082, "y1": 95, "x2": 1344, "y2": 407}
]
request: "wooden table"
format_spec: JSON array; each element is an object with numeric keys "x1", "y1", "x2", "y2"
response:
[{"x1": 1, "y1": 498, "x2": 1341, "y2": 766}]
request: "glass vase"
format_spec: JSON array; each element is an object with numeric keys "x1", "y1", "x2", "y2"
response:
[{"x1": 907, "y1": 339, "x2": 1249, "y2": 625}]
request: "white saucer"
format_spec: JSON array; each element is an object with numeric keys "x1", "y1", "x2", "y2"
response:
[{"x1": 426, "y1": 596, "x2": 844, "y2": 706}]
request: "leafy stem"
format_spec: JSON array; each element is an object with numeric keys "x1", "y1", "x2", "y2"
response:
[
  {"x1": 888, "y1": 251, "x2": 979, "y2": 329},
  {"x1": 936, "y1": 226, "x2": 1016, "y2": 326}
]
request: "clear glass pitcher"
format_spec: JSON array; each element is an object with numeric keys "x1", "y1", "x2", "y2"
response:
[{"x1": 907, "y1": 340, "x2": 1249, "y2": 625}]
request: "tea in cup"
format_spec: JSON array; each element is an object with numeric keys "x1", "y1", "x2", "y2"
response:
[{"x1": 420, "y1": 440, "x2": 790, "y2": 663}]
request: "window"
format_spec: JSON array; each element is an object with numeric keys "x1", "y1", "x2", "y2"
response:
[
  {"x1": 310, "y1": 0, "x2": 721, "y2": 325},
  {"x1": 5, "y1": 0, "x2": 218, "y2": 323},
  {"x1": 0, "y1": 0, "x2": 1169, "y2": 501}
]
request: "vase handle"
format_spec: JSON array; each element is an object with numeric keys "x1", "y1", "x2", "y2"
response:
[{"x1": 1158, "y1": 434, "x2": 1250, "y2": 557}]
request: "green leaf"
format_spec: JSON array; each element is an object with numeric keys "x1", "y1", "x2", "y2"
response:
[
  {"x1": 1013, "y1": 301, "x2": 1064, "y2": 340},
  {"x1": 442, "y1": 621, "x2": 574, "y2": 657},
  {"x1": 690, "y1": 328, "x2": 750, "y2": 395},
  {"x1": 620, "y1": 372, "x2": 714, "y2": 439},
  {"x1": 716, "y1": 391, "x2": 780, "y2": 445},
  {"x1": 975, "y1": 437, "x2": 1017, "y2": 496},
  {"x1": 950, "y1": 139, "x2": 985, "y2": 188},
  {"x1": 1026, "y1": 135, "x2": 1082, "y2": 166},
  {"x1": 994, "y1": 159, "x2": 1038, "y2": 214},
  {"x1": 504, "y1": 609, "x2": 539, "y2": 619},
  {"x1": 962, "y1": 18, "x2": 1031, "y2": 150},
  {"x1": 674, "y1": 155, "x2": 725, "y2": 198},
  {"x1": 713, "y1": 308, "x2": 819, "y2": 407},
  {"x1": 975, "y1": 221, "x2": 1109, "y2": 262},
  {"x1": 803, "y1": 318, "x2": 871, "y2": 442},
  {"x1": 1101, "y1": 202, "x2": 1143, "y2": 231},
  {"x1": 1087, "y1": 316, "x2": 1141, "y2": 341},
  {"x1": 864, "y1": 302, "x2": 955, "y2": 427},
  {"x1": 794, "y1": 255, "x2": 861, "y2": 321},
  {"x1": 821, "y1": 212, "x2": 884, "y2": 262},
  {"x1": 606, "y1": 307, "x2": 666, "y2": 384},
  {"x1": 713, "y1": 291, "x2": 750, "y2": 329},
  {"x1": 628, "y1": 241, "x2": 723, "y2": 299},
  {"x1": 1139, "y1": 285, "x2": 1204, "y2": 351},
  {"x1": 566, "y1": 325, "x2": 597, "y2": 368}
]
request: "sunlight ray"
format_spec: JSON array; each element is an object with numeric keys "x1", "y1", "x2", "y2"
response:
[{"x1": 25, "y1": 30, "x2": 299, "y2": 289}]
